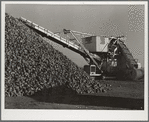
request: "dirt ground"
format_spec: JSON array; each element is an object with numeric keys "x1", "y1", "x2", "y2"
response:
[{"x1": 5, "y1": 80, "x2": 144, "y2": 110}]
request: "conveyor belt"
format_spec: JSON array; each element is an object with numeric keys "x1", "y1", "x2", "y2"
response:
[
  {"x1": 20, "y1": 17, "x2": 101, "y2": 61},
  {"x1": 20, "y1": 17, "x2": 85, "y2": 55}
]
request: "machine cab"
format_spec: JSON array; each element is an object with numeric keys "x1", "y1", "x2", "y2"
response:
[{"x1": 90, "y1": 65, "x2": 96, "y2": 75}]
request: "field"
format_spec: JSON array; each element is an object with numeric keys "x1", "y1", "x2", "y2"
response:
[{"x1": 5, "y1": 79, "x2": 144, "y2": 110}]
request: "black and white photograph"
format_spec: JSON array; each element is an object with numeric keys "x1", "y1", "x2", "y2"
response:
[{"x1": 1, "y1": 1, "x2": 148, "y2": 121}]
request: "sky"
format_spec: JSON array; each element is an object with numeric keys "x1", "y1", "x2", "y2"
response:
[{"x1": 5, "y1": 4, "x2": 145, "y2": 67}]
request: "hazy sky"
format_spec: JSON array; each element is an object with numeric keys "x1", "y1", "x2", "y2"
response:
[{"x1": 5, "y1": 4, "x2": 145, "y2": 67}]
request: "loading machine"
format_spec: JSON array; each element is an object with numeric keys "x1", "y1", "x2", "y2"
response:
[{"x1": 20, "y1": 17, "x2": 144, "y2": 80}]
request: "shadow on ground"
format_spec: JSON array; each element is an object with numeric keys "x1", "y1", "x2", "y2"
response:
[{"x1": 28, "y1": 85, "x2": 144, "y2": 110}]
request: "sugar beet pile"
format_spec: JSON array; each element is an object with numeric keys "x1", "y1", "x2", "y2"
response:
[{"x1": 5, "y1": 13, "x2": 109, "y2": 97}]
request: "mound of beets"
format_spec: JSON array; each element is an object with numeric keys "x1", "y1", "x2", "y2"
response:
[{"x1": 5, "y1": 13, "x2": 109, "y2": 97}]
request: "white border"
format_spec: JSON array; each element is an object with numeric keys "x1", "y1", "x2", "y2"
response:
[
  {"x1": 2, "y1": 1, "x2": 148, "y2": 5},
  {"x1": 1, "y1": 1, "x2": 148, "y2": 121}
]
